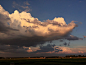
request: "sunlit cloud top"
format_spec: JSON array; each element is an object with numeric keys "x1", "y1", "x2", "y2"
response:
[{"x1": 0, "y1": 5, "x2": 77, "y2": 46}]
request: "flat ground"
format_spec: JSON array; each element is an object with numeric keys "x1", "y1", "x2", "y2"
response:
[{"x1": 0, "y1": 58, "x2": 86, "y2": 65}]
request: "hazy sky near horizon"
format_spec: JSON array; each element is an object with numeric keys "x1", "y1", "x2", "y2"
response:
[{"x1": 0, "y1": 0, "x2": 86, "y2": 57}]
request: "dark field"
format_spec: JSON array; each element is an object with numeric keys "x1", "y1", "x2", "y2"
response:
[{"x1": 0, "y1": 58, "x2": 86, "y2": 65}]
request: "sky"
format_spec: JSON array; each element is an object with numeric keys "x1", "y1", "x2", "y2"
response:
[{"x1": 0, "y1": 0, "x2": 86, "y2": 57}]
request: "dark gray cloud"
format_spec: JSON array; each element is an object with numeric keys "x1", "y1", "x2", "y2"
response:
[
  {"x1": 63, "y1": 42, "x2": 70, "y2": 46},
  {"x1": 32, "y1": 44, "x2": 55, "y2": 53},
  {"x1": 32, "y1": 44, "x2": 62, "y2": 53},
  {"x1": 0, "y1": 36, "x2": 46, "y2": 47},
  {"x1": 0, "y1": 44, "x2": 28, "y2": 53},
  {"x1": 0, "y1": 13, "x2": 19, "y2": 33},
  {"x1": 59, "y1": 39, "x2": 64, "y2": 42},
  {"x1": 63, "y1": 42, "x2": 67, "y2": 46},
  {"x1": 0, "y1": 14, "x2": 11, "y2": 32},
  {"x1": 65, "y1": 35, "x2": 83, "y2": 40},
  {"x1": 54, "y1": 47, "x2": 62, "y2": 52}
]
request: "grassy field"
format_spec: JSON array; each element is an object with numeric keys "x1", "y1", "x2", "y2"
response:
[{"x1": 0, "y1": 58, "x2": 86, "y2": 65}]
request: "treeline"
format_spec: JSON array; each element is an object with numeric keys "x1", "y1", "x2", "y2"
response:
[
  {"x1": 0, "y1": 55, "x2": 86, "y2": 59},
  {"x1": 66, "y1": 55, "x2": 86, "y2": 57}
]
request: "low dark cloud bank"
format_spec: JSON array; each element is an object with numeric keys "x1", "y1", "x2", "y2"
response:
[{"x1": 32, "y1": 44, "x2": 62, "y2": 53}]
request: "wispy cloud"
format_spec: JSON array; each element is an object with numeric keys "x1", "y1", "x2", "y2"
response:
[
  {"x1": 12, "y1": 1, "x2": 31, "y2": 12},
  {"x1": 24, "y1": 1, "x2": 30, "y2": 5},
  {"x1": 83, "y1": 36, "x2": 86, "y2": 38}
]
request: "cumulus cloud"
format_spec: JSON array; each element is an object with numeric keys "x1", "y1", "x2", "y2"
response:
[{"x1": 0, "y1": 5, "x2": 77, "y2": 46}]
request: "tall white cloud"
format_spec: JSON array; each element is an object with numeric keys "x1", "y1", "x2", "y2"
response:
[{"x1": 0, "y1": 5, "x2": 77, "y2": 46}]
